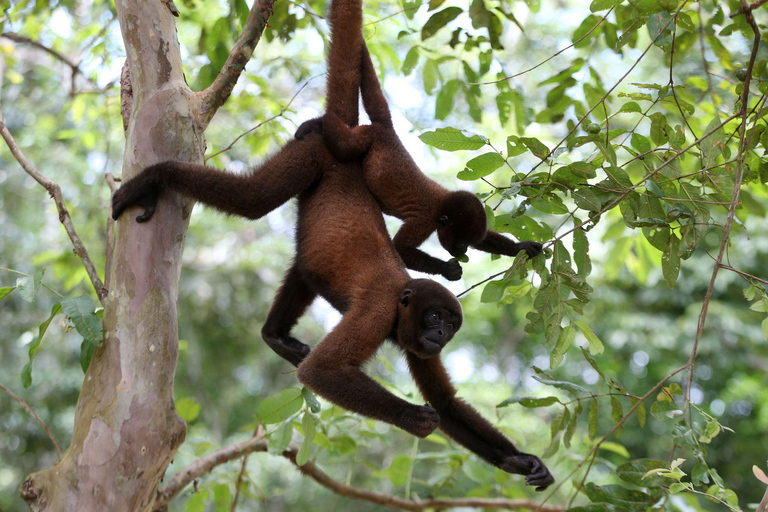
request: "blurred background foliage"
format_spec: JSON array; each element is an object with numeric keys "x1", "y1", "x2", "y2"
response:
[{"x1": 1, "y1": 0, "x2": 767, "y2": 510}]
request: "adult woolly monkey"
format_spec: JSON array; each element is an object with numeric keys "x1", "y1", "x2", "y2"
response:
[{"x1": 111, "y1": 0, "x2": 552, "y2": 490}]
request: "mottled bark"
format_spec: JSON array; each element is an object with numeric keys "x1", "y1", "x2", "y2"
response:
[{"x1": 19, "y1": 1, "x2": 204, "y2": 510}]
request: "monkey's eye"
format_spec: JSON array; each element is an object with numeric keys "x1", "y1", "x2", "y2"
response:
[
  {"x1": 431, "y1": 312, "x2": 441, "y2": 322},
  {"x1": 447, "y1": 323, "x2": 455, "y2": 331}
]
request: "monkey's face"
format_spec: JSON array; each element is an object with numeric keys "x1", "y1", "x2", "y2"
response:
[
  {"x1": 397, "y1": 279, "x2": 463, "y2": 358},
  {"x1": 437, "y1": 192, "x2": 487, "y2": 257}
]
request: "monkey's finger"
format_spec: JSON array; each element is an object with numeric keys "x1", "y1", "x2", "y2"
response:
[{"x1": 136, "y1": 205, "x2": 156, "y2": 223}]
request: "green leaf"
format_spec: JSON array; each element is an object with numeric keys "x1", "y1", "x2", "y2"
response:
[
  {"x1": 176, "y1": 397, "x2": 202, "y2": 423},
  {"x1": 670, "y1": 482, "x2": 693, "y2": 494},
  {"x1": 80, "y1": 339, "x2": 96, "y2": 373},
  {"x1": 649, "y1": 113, "x2": 669, "y2": 146},
  {"x1": 630, "y1": 397, "x2": 646, "y2": 428},
  {"x1": 574, "y1": 321, "x2": 604, "y2": 355},
  {"x1": 498, "y1": 396, "x2": 561, "y2": 408},
  {"x1": 0, "y1": 286, "x2": 15, "y2": 300},
  {"x1": 401, "y1": 47, "x2": 420, "y2": 75},
  {"x1": 385, "y1": 454, "x2": 412, "y2": 487},
  {"x1": 616, "y1": 459, "x2": 668, "y2": 488},
  {"x1": 186, "y1": 488, "x2": 209, "y2": 512},
  {"x1": 590, "y1": 0, "x2": 616, "y2": 11},
  {"x1": 462, "y1": 458, "x2": 493, "y2": 484},
  {"x1": 611, "y1": 396, "x2": 624, "y2": 437},
  {"x1": 599, "y1": 441, "x2": 630, "y2": 458},
  {"x1": 550, "y1": 324, "x2": 575, "y2": 369},
  {"x1": 419, "y1": 127, "x2": 486, "y2": 151},
  {"x1": 589, "y1": 398, "x2": 598, "y2": 439},
  {"x1": 435, "y1": 80, "x2": 460, "y2": 119},
  {"x1": 457, "y1": 152, "x2": 505, "y2": 180},
  {"x1": 481, "y1": 280, "x2": 506, "y2": 303},
  {"x1": 17, "y1": 268, "x2": 45, "y2": 303},
  {"x1": 700, "y1": 115, "x2": 725, "y2": 168},
  {"x1": 531, "y1": 374, "x2": 590, "y2": 395},
  {"x1": 585, "y1": 483, "x2": 656, "y2": 511},
  {"x1": 268, "y1": 422, "x2": 293, "y2": 454},
  {"x1": 573, "y1": 228, "x2": 592, "y2": 277},
  {"x1": 296, "y1": 412, "x2": 315, "y2": 466},
  {"x1": 631, "y1": 133, "x2": 651, "y2": 153},
  {"x1": 662, "y1": 234, "x2": 681, "y2": 288},
  {"x1": 494, "y1": 215, "x2": 553, "y2": 242},
  {"x1": 255, "y1": 388, "x2": 303, "y2": 424},
  {"x1": 213, "y1": 483, "x2": 231, "y2": 512},
  {"x1": 21, "y1": 302, "x2": 62, "y2": 388},
  {"x1": 521, "y1": 137, "x2": 550, "y2": 160},
  {"x1": 573, "y1": 188, "x2": 602, "y2": 212},
  {"x1": 301, "y1": 387, "x2": 322, "y2": 413},
  {"x1": 61, "y1": 295, "x2": 103, "y2": 347},
  {"x1": 699, "y1": 420, "x2": 721, "y2": 444},
  {"x1": 421, "y1": 7, "x2": 463, "y2": 41}
]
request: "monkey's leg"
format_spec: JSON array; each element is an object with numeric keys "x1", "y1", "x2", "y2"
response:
[
  {"x1": 406, "y1": 353, "x2": 554, "y2": 491},
  {"x1": 322, "y1": 112, "x2": 375, "y2": 161},
  {"x1": 296, "y1": 300, "x2": 440, "y2": 438},
  {"x1": 473, "y1": 231, "x2": 543, "y2": 258},
  {"x1": 112, "y1": 137, "x2": 323, "y2": 222},
  {"x1": 261, "y1": 265, "x2": 317, "y2": 367},
  {"x1": 393, "y1": 222, "x2": 463, "y2": 281}
]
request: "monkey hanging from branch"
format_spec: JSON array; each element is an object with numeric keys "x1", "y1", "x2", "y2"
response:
[{"x1": 111, "y1": 0, "x2": 553, "y2": 490}]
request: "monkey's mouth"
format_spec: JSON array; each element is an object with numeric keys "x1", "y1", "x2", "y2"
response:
[{"x1": 418, "y1": 337, "x2": 443, "y2": 358}]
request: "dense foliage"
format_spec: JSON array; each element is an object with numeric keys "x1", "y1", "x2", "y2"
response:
[{"x1": 1, "y1": 0, "x2": 767, "y2": 511}]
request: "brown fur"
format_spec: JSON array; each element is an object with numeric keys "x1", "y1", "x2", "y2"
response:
[{"x1": 297, "y1": 46, "x2": 543, "y2": 281}]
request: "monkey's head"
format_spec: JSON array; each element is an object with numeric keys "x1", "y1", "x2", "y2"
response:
[
  {"x1": 436, "y1": 191, "x2": 488, "y2": 257},
  {"x1": 396, "y1": 279, "x2": 463, "y2": 358}
]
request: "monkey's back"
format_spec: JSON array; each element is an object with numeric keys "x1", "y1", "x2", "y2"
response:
[
  {"x1": 295, "y1": 135, "x2": 408, "y2": 304},
  {"x1": 362, "y1": 125, "x2": 447, "y2": 222}
]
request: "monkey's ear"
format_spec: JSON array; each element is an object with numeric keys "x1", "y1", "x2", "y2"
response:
[
  {"x1": 400, "y1": 289, "x2": 413, "y2": 307},
  {"x1": 439, "y1": 215, "x2": 449, "y2": 227}
]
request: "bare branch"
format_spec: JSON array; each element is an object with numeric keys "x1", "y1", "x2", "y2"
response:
[
  {"x1": 731, "y1": 0, "x2": 768, "y2": 17},
  {"x1": 0, "y1": 103, "x2": 107, "y2": 303},
  {"x1": 0, "y1": 381, "x2": 62, "y2": 458},
  {"x1": 230, "y1": 425, "x2": 263, "y2": 511},
  {"x1": 682, "y1": 1, "x2": 762, "y2": 414},
  {"x1": 156, "y1": 436, "x2": 566, "y2": 512},
  {"x1": 198, "y1": 0, "x2": 278, "y2": 127},
  {"x1": 2, "y1": 32, "x2": 80, "y2": 72}
]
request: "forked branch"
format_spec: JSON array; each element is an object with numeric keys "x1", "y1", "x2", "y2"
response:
[
  {"x1": 198, "y1": 0, "x2": 278, "y2": 126},
  {"x1": 0, "y1": 103, "x2": 107, "y2": 303},
  {"x1": 155, "y1": 436, "x2": 566, "y2": 512}
]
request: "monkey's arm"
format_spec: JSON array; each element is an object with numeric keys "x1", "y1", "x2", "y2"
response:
[
  {"x1": 297, "y1": 304, "x2": 440, "y2": 438},
  {"x1": 406, "y1": 353, "x2": 554, "y2": 491},
  {"x1": 112, "y1": 138, "x2": 322, "y2": 223},
  {"x1": 359, "y1": 45, "x2": 393, "y2": 126},
  {"x1": 394, "y1": 222, "x2": 462, "y2": 281},
  {"x1": 473, "y1": 230, "x2": 543, "y2": 258}
]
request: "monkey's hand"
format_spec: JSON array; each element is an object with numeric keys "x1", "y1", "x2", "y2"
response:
[
  {"x1": 499, "y1": 453, "x2": 554, "y2": 491},
  {"x1": 441, "y1": 260, "x2": 463, "y2": 281},
  {"x1": 111, "y1": 169, "x2": 161, "y2": 222},
  {"x1": 401, "y1": 404, "x2": 440, "y2": 438},
  {"x1": 516, "y1": 241, "x2": 543, "y2": 258},
  {"x1": 295, "y1": 117, "x2": 324, "y2": 139}
]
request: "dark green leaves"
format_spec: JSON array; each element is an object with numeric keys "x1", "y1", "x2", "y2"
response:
[
  {"x1": 61, "y1": 295, "x2": 103, "y2": 372},
  {"x1": 422, "y1": 7, "x2": 462, "y2": 41},
  {"x1": 498, "y1": 396, "x2": 560, "y2": 408},
  {"x1": 21, "y1": 303, "x2": 62, "y2": 388}
]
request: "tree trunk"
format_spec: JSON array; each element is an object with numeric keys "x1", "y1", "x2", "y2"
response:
[{"x1": 20, "y1": 1, "x2": 205, "y2": 510}]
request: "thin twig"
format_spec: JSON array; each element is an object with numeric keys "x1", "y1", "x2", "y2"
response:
[
  {"x1": 205, "y1": 75, "x2": 321, "y2": 161},
  {"x1": 230, "y1": 425, "x2": 263, "y2": 512},
  {"x1": 155, "y1": 437, "x2": 566, "y2": 512},
  {"x1": 0, "y1": 103, "x2": 107, "y2": 303},
  {"x1": 198, "y1": 0, "x2": 278, "y2": 127},
  {"x1": 2, "y1": 32, "x2": 80, "y2": 72},
  {"x1": 717, "y1": 263, "x2": 768, "y2": 285},
  {"x1": 475, "y1": 7, "x2": 614, "y2": 85},
  {"x1": 0, "y1": 381, "x2": 62, "y2": 457}
]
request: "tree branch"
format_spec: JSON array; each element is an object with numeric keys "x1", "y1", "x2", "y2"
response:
[
  {"x1": 155, "y1": 437, "x2": 566, "y2": 512},
  {"x1": 198, "y1": 0, "x2": 278, "y2": 127},
  {"x1": 0, "y1": 103, "x2": 107, "y2": 303},
  {"x1": 2, "y1": 32, "x2": 80, "y2": 72},
  {"x1": 0, "y1": 381, "x2": 62, "y2": 457}
]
